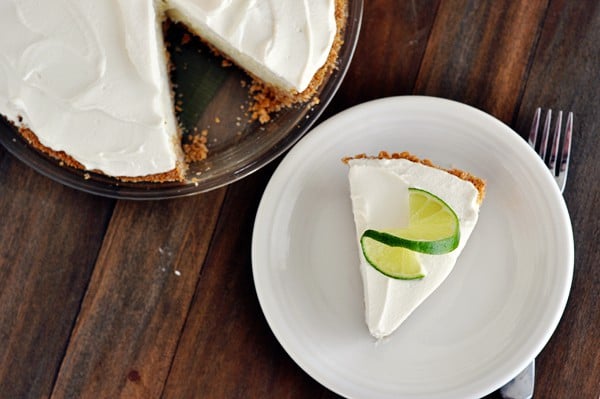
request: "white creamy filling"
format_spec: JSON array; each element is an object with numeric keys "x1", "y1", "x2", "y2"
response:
[
  {"x1": 0, "y1": 0, "x2": 179, "y2": 177},
  {"x1": 166, "y1": 0, "x2": 337, "y2": 92},
  {"x1": 0, "y1": 0, "x2": 337, "y2": 177},
  {"x1": 348, "y1": 159, "x2": 480, "y2": 339}
]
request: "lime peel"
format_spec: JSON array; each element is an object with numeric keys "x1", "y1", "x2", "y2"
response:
[{"x1": 360, "y1": 187, "x2": 460, "y2": 279}]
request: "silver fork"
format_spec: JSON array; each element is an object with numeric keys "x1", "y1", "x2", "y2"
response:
[
  {"x1": 528, "y1": 108, "x2": 574, "y2": 192},
  {"x1": 499, "y1": 108, "x2": 573, "y2": 399}
]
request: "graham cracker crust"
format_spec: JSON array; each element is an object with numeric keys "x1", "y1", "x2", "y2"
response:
[{"x1": 342, "y1": 151, "x2": 486, "y2": 203}]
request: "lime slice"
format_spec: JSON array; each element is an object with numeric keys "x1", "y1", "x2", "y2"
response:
[
  {"x1": 360, "y1": 236, "x2": 425, "y2": 280},
  {"x1": 363, "y1": 188, "x2": 460, "y2": 255},
  {"x1": 359, "y1": 188, "x2": 460, "y2": 279}
]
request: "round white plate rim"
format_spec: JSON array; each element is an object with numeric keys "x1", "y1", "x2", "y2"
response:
[{"x1": 251, "y1": 96, "x2": 574, "y2": 398}]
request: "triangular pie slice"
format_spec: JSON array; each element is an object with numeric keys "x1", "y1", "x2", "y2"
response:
[{"x1": 344, "y1": 151, "x2": 485, "y2": 339}]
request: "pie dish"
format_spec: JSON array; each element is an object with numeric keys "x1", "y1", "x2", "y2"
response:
[{"x1": 0, "y1": 0, "x2": 363, "y2": 199}]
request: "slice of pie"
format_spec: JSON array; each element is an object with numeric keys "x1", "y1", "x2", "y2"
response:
[{"x1": 344, "y1": 151, "x2": 486, "y2": 339}]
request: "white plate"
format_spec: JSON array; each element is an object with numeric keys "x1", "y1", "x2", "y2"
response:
[{"x1": 251, "y1": 96, "x2": 574, "y2": 399}]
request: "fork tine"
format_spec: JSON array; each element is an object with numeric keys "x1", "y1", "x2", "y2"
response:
[
  {"x1": 548, "y1": 110, "x2": 563, "y2": 174},
  {"x1": 561, "y1": 112, "x2": 573, "y2": 173},
  {"x1": 528, "y1": 107, "x2": 541, "y2": 148},
  {"x1": 539, "y1": 109, "x2": 552, "y2": 160},
  {"x1": 559, "y1": 112, "x2": 573, "y2": 184},
  {"x1": 527, "y1": 108, "x2": 573, "y2": 193}
]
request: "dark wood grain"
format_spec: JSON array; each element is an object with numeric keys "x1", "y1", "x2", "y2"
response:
[
  {"x1": 324, "y1": 0, "x2": 441, "y2": 117},
  {"x1": 414, "y1": 0, "x2": 548, "y2": 123},
  {"x1": 49, "y1": 190, "x2": 225, "y2": 398},
  {"x1": 514, "y1": 1, "x2": 600, "y2": 397},
  {"x1": 0, "y1": 155, "x2": 115, "y2": 398},
  {"x1": 0, "y1": 0, "x2": 598, "y2": 398}
]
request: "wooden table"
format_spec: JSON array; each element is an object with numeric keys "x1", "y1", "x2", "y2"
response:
[{"x1": 1, "y1": 1, "x2": 598, "y2": 398}]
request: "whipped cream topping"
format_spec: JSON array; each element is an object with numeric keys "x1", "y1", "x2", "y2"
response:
[
  {"x1": 0, "y1": 0, "x2": 180, "y2": 177},
  {"x1": 166, "y1": 0, "x2": 337, "y2": 92},
  {"x1": 348, "y1": 158, "x2": 481, "y2": 339},
  {"x1": 0, "y1": 0, "x2": 338, "y2": 178}
]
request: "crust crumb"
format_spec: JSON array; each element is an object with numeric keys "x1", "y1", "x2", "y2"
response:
[{"x1": 183, "y1": 129, "x2": 209, "y2": 162}]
